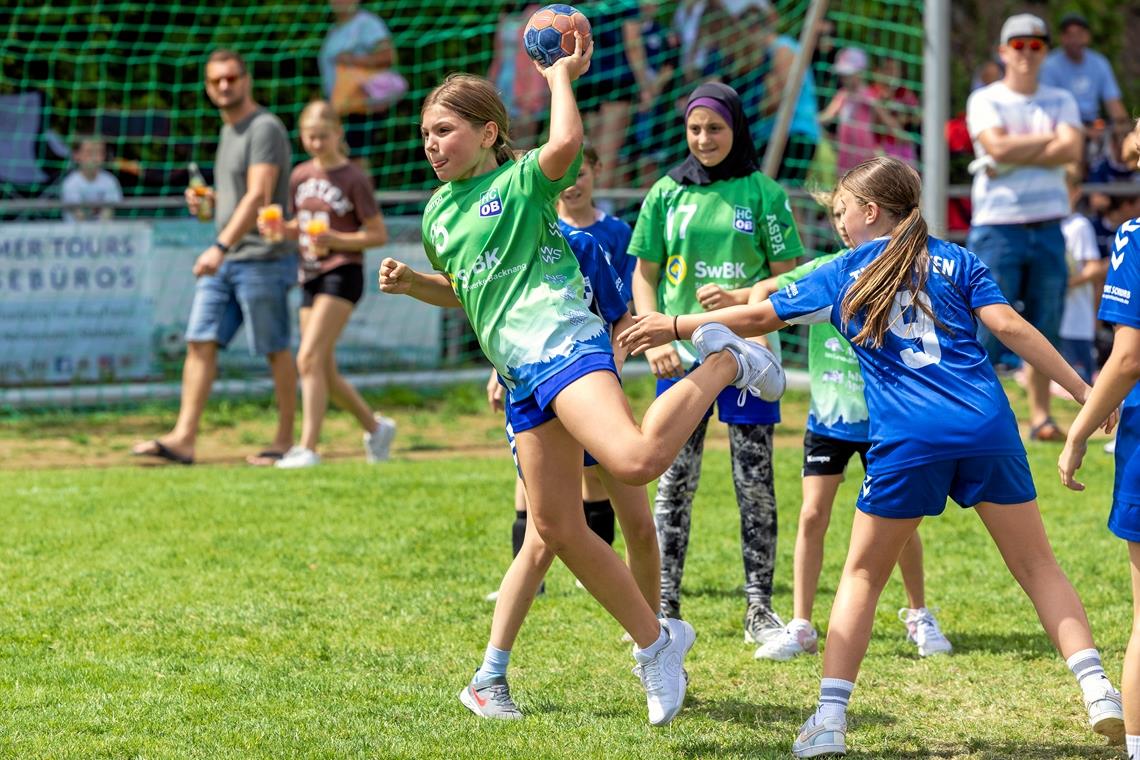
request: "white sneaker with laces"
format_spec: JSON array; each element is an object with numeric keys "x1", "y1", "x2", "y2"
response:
[
  {"x1": 792, "y1": 712, "x2": 847, "y2": 757},
  {"x1": 458, "y1": 674, "x2": 523, "y2": 720},
  {"x1": 1086, "y1": 683, "x2": 1125, "y2": 743},
  {"x1": 898, "y1": 607, "x2": 952, "y2": 657},
  {"x1": 275, "y1": 446, "x2": 320, "y2": 469},
  {"x1": 755, "y1": 621, "x2": 819, "y2": 661},
  {"x1": 363, "y1": 414, "x2": 397, "y2": 462},
  {"x1": 692, "y1": 323, "x2": 786, "y2": 402},
  {"x1": 632, "y1": 617, "x2": 696, "y2": 726}
]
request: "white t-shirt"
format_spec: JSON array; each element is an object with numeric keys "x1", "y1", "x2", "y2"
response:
[
  {"x1": 966, "y1": 82, "x2": 1081, "y2": 226},
  {"x1": 60, "y1": 169, "x2": 123, "y2": 221},
  {"x1": 1059, "y1": 213, "x2": 1101, "y2": 341}
]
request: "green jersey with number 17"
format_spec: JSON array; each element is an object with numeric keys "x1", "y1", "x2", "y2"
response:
[
  {"x1": 629, "y1": 172, "x2": 803, "y2": 362},
  {"x1": 421, "y1": 149, "x2": 609, "y2": 400}
]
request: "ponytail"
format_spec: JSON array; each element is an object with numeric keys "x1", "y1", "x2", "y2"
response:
[{"x1": 837, "y1": 157, "x2": 939, "y2": 348}]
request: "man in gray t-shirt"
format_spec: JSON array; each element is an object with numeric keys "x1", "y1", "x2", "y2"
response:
[{"x1": 133, "y1": 49, "x2": 298, "y2": 467}]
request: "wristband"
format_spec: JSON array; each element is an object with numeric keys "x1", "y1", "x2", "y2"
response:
[
  {"x1": 213, "y1": 240, "x2": 230, "y2": 254},
  {"x1": 673, "y1": 315, "x2": 680, "y2": 341}
]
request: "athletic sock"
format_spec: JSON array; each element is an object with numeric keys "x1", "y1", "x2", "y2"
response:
[
  {"x1": 474, "y1": 644, "x2": 511, "y2": 684},
  {"x1": 583, "y1": 499, "x2": 615, "y2": 545},
  {"x1": 511, "y1": 510, "x2": 526, "y2": 557},
  {"x1": 634, "y1": 622, "x2": 670, "y2": 660},
  {"x1": 1066, "y1": 648, "x2": 1112, "y2": 701},
  {"x1": 816, "y1": 678, "x2": 855, "y2": 719},
  {"x1": 1126, "y1": 734, "x2": 1140, "y2": 759}
]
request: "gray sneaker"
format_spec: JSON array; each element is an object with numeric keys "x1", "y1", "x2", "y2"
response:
[
  {"x1": 363, "y1": 415, "x2": 397, "y2": 462},
  {"x1": 458, "y1": 674, "x2": 523, "y2": 719},
  {"x1": 743, "y1": 603, "x2": 785, "y2": 646},
  {"x1": 692, "y1": 323, "x2": 786, "y2": 402}
]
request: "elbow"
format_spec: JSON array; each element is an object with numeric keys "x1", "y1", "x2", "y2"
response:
[{"x1": 1120, "y1": 350, "x2": 1140, "y2": 382}]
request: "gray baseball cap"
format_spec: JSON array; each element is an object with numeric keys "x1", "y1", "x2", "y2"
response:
[{"x1": 1001, "y1": 13, "x2": 1050, "y2": 45}]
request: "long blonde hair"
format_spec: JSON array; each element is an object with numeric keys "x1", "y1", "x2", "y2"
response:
[
  {"x1": 838, "y1": 157, "x2": 937, "y2": 348},
  {"x1": 422, "y1": 74, "x2": 514, "y2": 166}
]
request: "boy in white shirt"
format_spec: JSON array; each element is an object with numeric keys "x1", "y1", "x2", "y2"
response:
[
  {"x1": 60, "y1": 137, "x2": 123, "y2": 222},
  {"x1": 1059, "y1": 163, "x2": 1109, "y2": 384}
]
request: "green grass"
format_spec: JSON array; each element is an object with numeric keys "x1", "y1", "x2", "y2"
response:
[{"x1": 0, "y1": 423, "x2": 1129, "y2": 758}]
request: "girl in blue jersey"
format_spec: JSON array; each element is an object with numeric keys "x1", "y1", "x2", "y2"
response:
[
  {"x1": 620, "y1": 156, "x2": 1123, "y2": 755},
  {"x1": 1060, "y1": 160, "x2": 1140, "y2": 758},
  {"x1": 556, "y1": 143, "x2": 635, "y2": 286},
  {"x1": 378, "y1": 37, "x2": 783, "y2": 726}
]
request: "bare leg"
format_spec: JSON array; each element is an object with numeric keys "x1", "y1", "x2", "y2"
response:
[
  {"x1": 329, "y1": 369, "x2": 378, "y2": 433},
  {"x1": 582, "y1": 466, "x2": 607, "y2": 502},
  {"x1": 597, "y1": 466, "x2": 661, "y2": 610},
  {"x1": 487, "y1": 506, "x2": 556, "y2": 651},
  {"x1": 821, "y1": 511, "x2": 922, "y2": 682},
  {"x1": 295, "y1": 296, "x2": 355, "y2": 451},
  {"x1": 1027, "y1": 365, "x2": 1054, "y2": 428},
  {"x1": 264, "y1": 348, "x2": 296, "y2": 455},
  {"x1": 1125, "y1": 542, "x2": 1140, "y2": 734},
  {"x1": 132, "y1": 340, "x2": 218, "y2": 460},
  {"x1": 975, "y1": 500, "x2": 1095, "y2": 657},
  {"x1": 793, "y1": 474, "x2": 843, "y2": 621},
  {"x1": 896, "y1": 532, "x2": 926, "y2": 610}
]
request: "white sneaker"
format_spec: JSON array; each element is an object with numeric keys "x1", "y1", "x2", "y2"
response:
[
  {"x1": 1086, "y1": 684, "x2": 1125, "y2": 743},
  {"x1": 632, "y1": 617, "x2": 695, "y2": 726},
  {"x1": 363, "y1": 414, "x2": 397, "y2": 462},
  {"x1": 275, "y1": 446, "x2": 320, "y2": 469},
  {"x1": 458, "y1": 674, "x2": 523, "y2": 720},
  {"x1": 692, "y1": 323, "x2": 786, "y2": 402},
  {"x1": 898, "y1": 607, "x2": 952, "y2": 657},
  {"x1": 755, "y1": 620, "x2": 819, "y2": 661},
  {"x1": 792, "y1": 712, "x2": 847, "y2": 757}
]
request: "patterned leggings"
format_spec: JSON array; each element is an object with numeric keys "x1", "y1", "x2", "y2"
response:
[{"x1": 655, "y1": 419, "x2": 778, "y2": 609}]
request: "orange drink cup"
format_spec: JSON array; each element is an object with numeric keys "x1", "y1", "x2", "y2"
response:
[
  {"x1": 259, "y1": 204, "x2": 284, "y2": 242},
  {"x1": 305, "y1": 214, "x2": 330, "y2": 258}
]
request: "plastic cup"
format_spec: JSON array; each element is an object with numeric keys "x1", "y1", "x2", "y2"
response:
[{"x1": 259, "y1": 204, "x2": 284, "y2": 242}]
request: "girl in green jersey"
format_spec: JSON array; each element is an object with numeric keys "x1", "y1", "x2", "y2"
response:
[{"x1": 378, "y1": 37, "x2": 784, "y2": 726}]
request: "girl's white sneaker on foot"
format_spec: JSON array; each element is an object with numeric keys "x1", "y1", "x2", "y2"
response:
[
  {"x1": 1086, "y1": 685, "x2": 1124, "y2": 744},
  {"x1": 898, "y1": 607, "x2": 952, "y2": 656},
  {"x1": 275, "y1": 446, "x2": 320, "y2": 469},
  {"x1": 792, "y1": 713, "x2": 847, "y2": 757},
  {"x1": 363, "y1": 415, "x2": 397, "y2": 462},
  {"x1": 755, "y1": 621, "x2": 819, "y2": 661}
]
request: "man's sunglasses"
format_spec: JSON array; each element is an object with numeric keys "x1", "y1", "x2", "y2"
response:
[
  {"x1": 207, "y1": 75, "x2": 244, "y2": 86},
  {"x1": 1008, "y1": 38, "x2": 1046, "y2": 52}
]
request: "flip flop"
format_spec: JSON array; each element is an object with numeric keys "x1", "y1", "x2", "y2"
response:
[
  {"x1": 246, "y1": 449, "x2": 287, "y2": 467},
  {"x1": 133, "y1": 440, "x2": 194, "y2": 465},
  {"x1": 1029, "y1": 418, "x2": 1066, "y2": 442}
]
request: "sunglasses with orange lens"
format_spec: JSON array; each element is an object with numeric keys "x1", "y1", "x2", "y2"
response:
[{"x1": 1009, "y1": 38, "x2": 1046, "y2": 52}]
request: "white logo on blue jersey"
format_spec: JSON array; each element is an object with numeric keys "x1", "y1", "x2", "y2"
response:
[
  {"x1": 733, "y1": 206, "x2": 754, "y2": 234},
  {"x1": 1114, "y1": 219, "x2": 1140, "y2": 270},
  {"x1": 478, "y1": 188, "x2": 503, "y2": 217}
]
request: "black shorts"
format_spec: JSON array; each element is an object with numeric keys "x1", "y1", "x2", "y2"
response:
[
  {"x1": 803, "y1": 429, "x2": 871, "y2": 477},
  {"x1": 301, "y1": 263, "x2": 365, "y2": 307}
]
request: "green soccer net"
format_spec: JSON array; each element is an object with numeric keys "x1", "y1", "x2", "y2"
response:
[{"x1": 0, "y1": 0, "x2": 925, "y2": 408}]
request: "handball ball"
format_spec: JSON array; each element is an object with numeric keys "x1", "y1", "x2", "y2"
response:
[{"x1": 524, "y1": 4, "x2": 591, "y2": 68}]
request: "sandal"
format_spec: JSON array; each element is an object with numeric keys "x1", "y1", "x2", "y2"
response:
[
  {"x1": 132, "y1": 439, "x2": 194, "y2": 465},
  {"x1": 1029, "y1": 418, "x2": 1066, "y2": 442},
  {"x1": 246, "y1": 449, "x2": 287, "y2": 467}
]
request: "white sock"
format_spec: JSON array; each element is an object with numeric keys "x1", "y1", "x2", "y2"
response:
[
  {"x1": 1126, "y1": 734, "x2": 1140, "y2": 760},
  {"x1": 816, "y1": 677, "x2": 855, "y2": 718},
  {"x1": 1066, "y1": 648, "x2": 1111, "y2": 701},
  {"x1": 635, "y1": 623, "x2": 670, "y2": 660}
]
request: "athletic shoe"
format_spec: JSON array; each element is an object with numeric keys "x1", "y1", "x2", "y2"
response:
[
  {"x1": 458, "y1": 674, "x2": 523, "y2": 720},
  {"x1": 632, "y1": 617, "x2": 696, "y2": 726},
  {"x1": 363, "y1": 414, "x2": 397, "y2": 462},
  {"x1": 898, "y1": 607, "x2": 952, "y2": 657},
  {"x1": 660, "y1": 599, "x2": 682, "y2": 621},
  {"x1": 755, "y1": 620, "x2": 819, "y2": 661},
  {"x1": 743, "y1": 603, "x2": 785, "y2": 646},
  {"x1": 275, "y1": 446, "x2": 320, "y2": 469},
  {"x1": 692, "y1": 322, "x2": 786, "y2": 402},
  {"x1": 792, "y1": 712, "x2": 847, "y2": 757},
  {"x1": 1086, "y1": 684, "x2": 1125, "y2": 744}
]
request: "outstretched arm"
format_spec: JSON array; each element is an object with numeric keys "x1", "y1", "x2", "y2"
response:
[
  {"x1": 976, "y1": 303, "x2": 1088, "y2": 400},
  {"x1": 618, "y1": 301, "x2": 787, "y2": 356}
]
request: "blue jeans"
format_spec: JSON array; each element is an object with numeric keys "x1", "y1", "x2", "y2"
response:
[
  {"x1": 968, "y1": 222, "x2": 1067, "y2": 364},
  {"x1": 184, "y1": 255, "x2": 296, "y2": 355}
]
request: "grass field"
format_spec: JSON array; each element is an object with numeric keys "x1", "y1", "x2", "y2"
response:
[{"x1": 0, "y1": 379, "x2": 1129, "y2": 758}]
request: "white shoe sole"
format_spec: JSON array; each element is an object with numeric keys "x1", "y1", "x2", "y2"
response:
[
  {"x1": 744, "y1": 627, "x2": 783, "y2": 646},
  {"x1": 792, "y1": 742, "x2": 846, "y2": 757},
  {"x1": 650, "y1": 620, "x2": 696, "y2": 726},
  {"x1": 1091, "y1": 713, "x2": 1124, "y2": 744},
  {"x1": 755, "y1": 642, "x2": 817, "y2": 661}
]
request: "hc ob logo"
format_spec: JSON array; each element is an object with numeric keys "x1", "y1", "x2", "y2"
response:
[
  {"x1": 479, "y1": 188, "x2": 503, "y2": 217},
  {"x1": 666, "y1": 255, "x2": 687, "y2": 286},
  {"x1": 733, "y1": 206, "x2": 754, "y2": 234}
]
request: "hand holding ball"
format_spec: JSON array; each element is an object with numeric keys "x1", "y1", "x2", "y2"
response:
[{"x1": 524, "y1": 4, "x2": 591, "y2": 68}]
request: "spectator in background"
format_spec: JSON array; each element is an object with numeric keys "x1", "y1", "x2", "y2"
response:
[
  {"x1": 810, "y1": 15, "x2": 839, "y2": 109},
  {"x1": 966, "y1": 14, "x2": 1083, "y2": 441},
  {"x1": 132, "y1": 49, "x2": 297, "y2": 466},
  {"x1": 319, "y1": 1, "x2": 397, "y2": 172},
  {"x1": 624, "y1": 0, "x2": 682, "y2": 187},
  {"x1": 1059, "y1": 164, "x2": 1109, "y2": 385},
  {"x1": 972, "y1": 58, "x2": 1004, "y2": 91},
  {"x1": 578, "y1": 0, "x2": 653, "y2": 194},
  {"x1": 60, "y1": 136, "x2": 122, "y2": 222},
  {"x1": 722, "y1": 0, "x2": 821, "y2": 183},
  {"x1": 488, "y1": 3, "x2": 548, "y2": 149},
  {"x1": 672, "y1": 0, "x2": 714, "y2": 82},
  {"x1": 1040, "y1": 13, "x2": 1128, "y2": 130},
  {"x1": 821, "y1": 47, "x2": 905, "y2": 176},
  {"x1": 867, "y1": 58, "x2": 919, "y2": 166}
]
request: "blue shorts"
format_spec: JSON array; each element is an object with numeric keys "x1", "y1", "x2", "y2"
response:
[
  {"x1": 656, "y1": 364, "x2": 780, "y2": 425},
  {"x1": 856, "y1": 454, "x2": 1037, "y2": 519},
  {"x1": 184, "y1": 255, "x2": 296, "y2": 355},
  {"x1": 1109, "y1": 406, "x2": 1140, "y2": 541},
  {"x1": 503, "y1": 352, "x2": 617, "y2": 474}
]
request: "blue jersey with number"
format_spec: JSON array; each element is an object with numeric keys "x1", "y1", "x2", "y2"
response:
[
  {"x1": 561, "y1": 211, "x2": 635, "y2": 286},
  {"x1": 561, "y1": 223, "x2": 632, "y2": 329},
  {"x1": 769, "y1": 236, "x2": 1023, "y2": 473},
  {"x1": 1099, "y1": 217, "x2": 1140, "y2": 504}
]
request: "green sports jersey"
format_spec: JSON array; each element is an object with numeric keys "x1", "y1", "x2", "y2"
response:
[
  {"x1": 775, "y1": 252, "x2": 869, "y2": 441},
  {"x1": 629, "y1": 172, "x2": 803, "y2": 361},
  {"x1": 421, "y1": 149, "x2": 610, "y2": 399}
]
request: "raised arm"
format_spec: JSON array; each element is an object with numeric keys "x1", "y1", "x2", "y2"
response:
[{"x1": 537, "y1": 34, "x2": 592, "y2": 182}]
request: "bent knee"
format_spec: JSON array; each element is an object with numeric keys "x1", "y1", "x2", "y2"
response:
[
  {"x1": 799, "y1": 505, "x2": 832, "y2": 536},
  {"x1": 295, "y1": 350, "x2": 325, "y2": 377}
]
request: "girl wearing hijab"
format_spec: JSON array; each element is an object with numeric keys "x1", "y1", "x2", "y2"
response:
[{"x1": 630, "y1": 82, "x2": 804, "y2": 645}]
